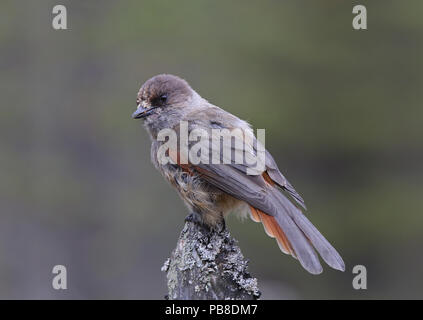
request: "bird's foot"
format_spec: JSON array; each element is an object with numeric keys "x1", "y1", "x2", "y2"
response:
[
  {"x1": 220, "y1": 217, "x2": 226, "y2": 231},
  {"x1": 185, "y1": 212, "x2": 226, "y2": 234},
  {"x1": 185, "y1": 212, "x2": 211, "y2": 233},
  {"x1": 185, "y1": 212, "x2": 202, "y2": 224}
]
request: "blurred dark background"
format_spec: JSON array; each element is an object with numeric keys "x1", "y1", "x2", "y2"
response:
[{"x1": 0, "y1": 0, "x2": 422, "y2": 299}]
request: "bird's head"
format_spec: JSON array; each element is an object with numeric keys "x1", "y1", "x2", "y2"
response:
[{"x1": 132, "y1": 74, "x2": 193, "y2": 124}]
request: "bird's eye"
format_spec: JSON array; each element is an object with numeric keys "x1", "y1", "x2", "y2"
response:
[{"x1": 160, "y1": 94, "x2": 168, "y2": 103}]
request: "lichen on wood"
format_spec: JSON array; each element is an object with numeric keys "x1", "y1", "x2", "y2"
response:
[{"x1": 162, "y1": 219, "x2": 261, "y2": 300}]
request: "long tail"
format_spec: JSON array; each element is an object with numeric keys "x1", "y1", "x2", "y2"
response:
[
  {"x1": 250, "y1": 206, "x2": 295, "y2": 256},
  {"x1": 249, "y1": 204, "x2": 345, "y2": 274}
]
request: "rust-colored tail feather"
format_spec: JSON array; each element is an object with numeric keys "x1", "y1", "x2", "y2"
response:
[{"x1": 250, "y1": 206, "x2": 295, "y2": 257}]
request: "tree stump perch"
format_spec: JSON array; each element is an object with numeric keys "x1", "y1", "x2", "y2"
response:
[{"x1": 161, "y1": 219, "x2": 261, "y2": 300}]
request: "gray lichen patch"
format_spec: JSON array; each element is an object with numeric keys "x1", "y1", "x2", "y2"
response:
[
  {"x1": 163, "y1": 220, "x2": 261, "y2": 300},
  {"x1": 161, "y1": 258, "x2": 170, "y2": 272}
]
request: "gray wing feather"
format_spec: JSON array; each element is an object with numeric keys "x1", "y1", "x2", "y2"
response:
[
  {"x1": 186, "y1": 117, "x2": 344, "y2": 273},
  {"x1": 196, "y1": 162, "x2": 344, "y2": 274},
  {"x1": 265, "y1": 150, "x2": 307, "y2": 209}
]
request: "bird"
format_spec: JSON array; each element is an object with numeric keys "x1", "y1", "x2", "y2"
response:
[{"x1": 132, "y1": 74, "x2": 345, "y2": 274}]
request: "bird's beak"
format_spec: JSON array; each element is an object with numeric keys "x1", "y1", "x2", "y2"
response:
[{"x1": 132, "y1": 104, "x2": 155, "y2": 119}]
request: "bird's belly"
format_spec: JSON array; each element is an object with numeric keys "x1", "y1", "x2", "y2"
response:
[{"x1": 161, "y1": 164, "x2": 243, "y2": 225}]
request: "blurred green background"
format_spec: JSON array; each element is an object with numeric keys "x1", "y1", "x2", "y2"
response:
[{"x1": 0, "y1": 0, "x2": 422, "y2": 299}]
